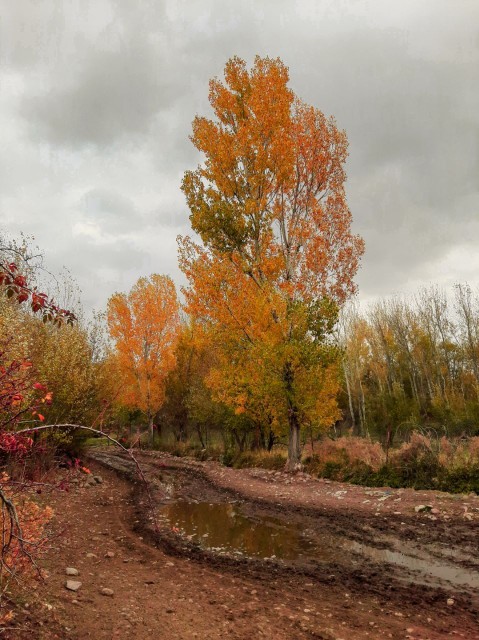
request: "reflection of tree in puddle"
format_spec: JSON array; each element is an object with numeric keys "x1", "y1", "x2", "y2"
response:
[
  {"x1": 159, "y1": 501, "x2": 479, "y2": 591},
  {"x1": 159, "y1": 501, "x2": 323, "y2": 560}
]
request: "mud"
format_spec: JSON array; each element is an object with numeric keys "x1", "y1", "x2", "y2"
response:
[
  {"x1": 91, "y1": 450, "x2": 479, "y2": 621},
  {"x1": 4, "y1": 448, "x2": 478, "y2": 640},
  {"x1": 148, "y1": 465, "x2": 479, "y2": 594}
]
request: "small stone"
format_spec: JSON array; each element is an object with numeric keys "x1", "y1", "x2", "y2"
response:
[
  {"x1": 101, "y1": 588, "x2": 114, "y2": 597},
  {"x1": 414, "y1": 504, "x2": 432, "y2": 513},
  {"x1": 86, "y1": 553, "x2": 97, "y2": 559},
  {"x1": 65, "y1": 580, "x2": 82, "y2": 592},
  {"x1": 447, "y1": 598, "x2": 454, "y2": 606},
  {"x1": 66, "y1": 568, "x2": 79, "y2": 576},
  {"x1": 93, "y1": 476, "x2": 103, "y2": 484},
  {"x1": 105, "y1": 551, "x2": 115, "y2": 558}
]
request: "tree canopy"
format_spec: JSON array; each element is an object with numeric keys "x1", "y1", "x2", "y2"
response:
[
  {"x1": 179, "y1": 56, "x2": 364, "y2": 467},
  {"x1": 107, "y1": 274, "x2": 180, "y2": 443}
]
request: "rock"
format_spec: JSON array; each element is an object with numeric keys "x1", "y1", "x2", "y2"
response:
[
  {"x1": 66, "y1": 568, "x2": 79, "y2": 576},
  {"x1": 447, "y1": 598, "x2": 455, "y2": 606},
  {"x1": 100, "y1": 588, "x2": 114, "y2": 597},
  {"x1": 86, "y1": 553, "x2": 97, "y2": 559},
  {"x1": 65, "y1": 580, "x2": 82, "y2": 592},
  {"x1": 93, "y1": 475, "x2": 103, "y2": 484},
  {"x1": 105, "y1": 551, "x2": 115, "y2": 558},
  {"x1": 414, "y1": 504, "x2": 432, "y2": 513}
]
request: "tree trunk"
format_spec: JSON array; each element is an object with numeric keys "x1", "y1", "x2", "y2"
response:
[
  {"x1": 284, "y1": 360, "x2": 302, "y2": 470},
  {"x1": 343, "y1": 359, "x2": 356, "y2": 433},
  {"x1": 267, "y1": 429, "x2": 275, "y2": 452},
  {"x1": 195, "y1": 424, "x2": 205, "y2": 449},
  {"x1": 148, "y1": 414, "x2": 154, "y2": 447},
  {"x1": 232, "y1": 428, "x2": 245, "y2": 453},
  {"x1": 286, "y1": 411, "x2": 301, "y2": 470}
]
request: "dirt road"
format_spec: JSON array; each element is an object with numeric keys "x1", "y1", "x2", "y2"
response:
[{"x1": 5, "y1": 449, "x2": 479, "y2": 640}]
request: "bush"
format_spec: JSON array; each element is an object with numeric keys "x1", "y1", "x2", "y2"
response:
[
  {"x1": 147, "y1": 431, "x2": 479, "y2": 493},
  {"x1": 302, "y1": 432, "x2": 479, "y2": 493},
  {"x1": 232, "y1": 451, "x2": 286, "y2": 470}
]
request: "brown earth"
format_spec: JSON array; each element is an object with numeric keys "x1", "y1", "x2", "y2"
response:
[{"x1": 2, "y1": 449, "x2": 478, "y2": 640}]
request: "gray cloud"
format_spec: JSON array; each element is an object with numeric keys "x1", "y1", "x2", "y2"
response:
[
  {"x1": 0, "y1": 0, "x2": 478, "y2": 314},
  {"x1": 22, "y1": 43, "x2": 174, "y2": 147},
  {"x1": 79, "y1": 188, "x2": 138, "y2": 233}
]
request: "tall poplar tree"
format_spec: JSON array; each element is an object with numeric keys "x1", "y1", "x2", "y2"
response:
[{"x1": 179, "y1": 56, "x2": 364, "y2": 468}]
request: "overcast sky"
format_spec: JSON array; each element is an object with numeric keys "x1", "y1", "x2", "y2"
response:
[{"x1": 1, "y1": 1, "x2": 478, "y2": 314}]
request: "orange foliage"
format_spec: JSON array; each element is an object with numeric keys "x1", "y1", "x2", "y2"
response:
[
  {"x1": 181, "y1": 56, "x2": 364, "y2": 311},
  {"x1": 107, "y1": 275, "x2": 180, "y2": 438},
  {"x1": 179, "y1": 56, "x2": 364, "y2": 466}
]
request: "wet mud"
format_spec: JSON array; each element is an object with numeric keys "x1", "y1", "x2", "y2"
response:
[{"x1": 90, "y1": 450, "x2": 479, "y2": 609}]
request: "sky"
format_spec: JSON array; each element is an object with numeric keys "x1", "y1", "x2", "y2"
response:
[{"x1": 0, "y1": 0, "x2": 478, "y2": 314}]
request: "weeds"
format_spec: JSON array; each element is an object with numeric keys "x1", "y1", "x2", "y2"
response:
[{"x1": 153, "y1": 431, "x2": 479, "y2": 494}]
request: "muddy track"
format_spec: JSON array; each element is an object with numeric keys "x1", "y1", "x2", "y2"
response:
[{"x1": 88, "y1": 449, "x2": 479, "y2": 622}]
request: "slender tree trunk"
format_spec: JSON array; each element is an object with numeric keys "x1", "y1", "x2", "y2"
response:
[
  {"x1": 343, "y1": 360, "x2": 356, "y2": 432},
  {"x1": 267, "y1": 428, "x2": 275, "y2": 452},
  {"x1": 287, "y1": 411, "x2": 301, "y2": 470},
  {"x1": 148, "y1": 413, "x2": 154, "y2": 446},
  {"x1": 284, "y1": 360, "x2": 302, "y2": 470},
  {"x1": 232, "y1": 428, "x2": 245, "y2": 453},
  {"x1": 195, "y1": 424, "x2": 205, "y2": 449}
]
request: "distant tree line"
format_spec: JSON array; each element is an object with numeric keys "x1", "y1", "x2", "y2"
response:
[{"x1": 339, "y1": 285, "x2": 479, "y2": 441}]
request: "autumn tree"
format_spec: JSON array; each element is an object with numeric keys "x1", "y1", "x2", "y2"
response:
[
  {"x1": 179, "y1": 56, "x2": 364, "y2": 468},
  {"x1": 107, "y1": 275, "x2": 180, "y2": 444}
]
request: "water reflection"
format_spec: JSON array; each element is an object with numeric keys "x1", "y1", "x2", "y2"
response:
[
  {"x1": 158, "y1": 499, "x2": 479, "y2": 590},
  {"x1": 159, "y1": 501, "x2": 325, "y2": 561},
  {"x1": 348, "y1": 540, "x2": 479, "y2": 589}
]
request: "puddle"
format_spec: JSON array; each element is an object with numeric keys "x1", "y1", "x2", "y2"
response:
[
  {"x1": 159, "y1": 501, "x2": 324, "y2": 561},
  {"x1": 158, "y1": 499, "x2": 479, "y2": 591},
  {"x1": 347, "y1": 541, "x2": 479, "y2": 590}
]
